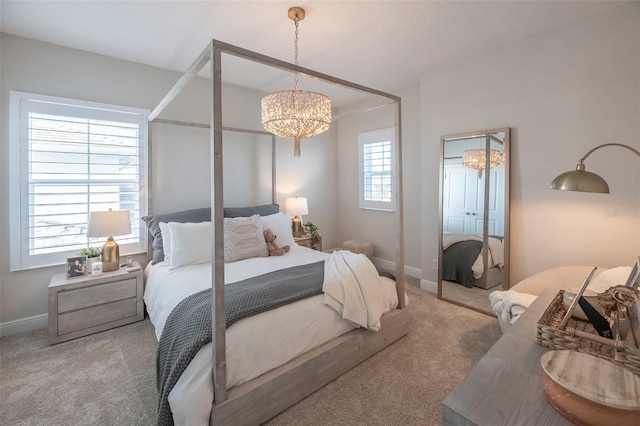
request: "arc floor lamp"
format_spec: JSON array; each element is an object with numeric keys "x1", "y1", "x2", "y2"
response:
[{"x1": 550, "y1": 143, "x2": 640, "y2": 193}]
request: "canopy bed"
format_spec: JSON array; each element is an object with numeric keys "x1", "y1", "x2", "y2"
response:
[{"x1": 144, "y1": 39, "x2": 407, "y2": 426}]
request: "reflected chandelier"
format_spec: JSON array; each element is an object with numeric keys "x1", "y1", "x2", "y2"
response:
[
  {"x1": 261, "y1": 7, "x2": 331, "y2": 157},
  {"x1": 462, "y1": 149, "x2": 502, "y2": 171}
]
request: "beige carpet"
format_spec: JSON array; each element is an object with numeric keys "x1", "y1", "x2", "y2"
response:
[
  {"x1": 0, "y1": 279, "x2": 501, "y2": 426},
  {"x1": 441, "y1": 280, "x2": 495, "y2": 313}
]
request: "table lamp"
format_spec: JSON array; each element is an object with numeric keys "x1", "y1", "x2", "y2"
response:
[
  {"x1": 87, "y1": 209, "x2": 132, "y2": 272},
  {"x1": 286, "y1": 197, "x2": 309, "y2": 238}
]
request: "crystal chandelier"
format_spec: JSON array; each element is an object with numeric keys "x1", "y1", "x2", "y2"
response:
[
  {"x1": 261, "y1": 7, "x2": 331, "y2": 157},
  {"x1": 462, "y1": 149, "x2": 502, "y2": 171}
]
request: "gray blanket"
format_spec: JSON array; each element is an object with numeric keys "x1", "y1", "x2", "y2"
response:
[
  {"x1": 442, "y1": 240, "x2": 483, "y2": 288},
  {"x1": 156, "y1": 261, "x2": 325, "y2": 426}
]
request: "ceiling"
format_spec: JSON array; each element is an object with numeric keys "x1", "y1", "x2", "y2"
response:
[{"x1": 0, "y1": 1, "x2": 626, "y2": 107}]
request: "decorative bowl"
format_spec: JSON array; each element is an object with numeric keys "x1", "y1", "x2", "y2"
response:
[{"x1": 541, "y1": 350, "x2": 640, "y2": 426}]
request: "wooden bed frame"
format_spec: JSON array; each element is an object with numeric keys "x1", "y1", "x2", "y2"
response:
[
  {"x1": 474, "y1": 265, "x2": 503, "y2": 290},
  {"x1": 148, "y1": 39, "x2": 407, "y2": 425}
]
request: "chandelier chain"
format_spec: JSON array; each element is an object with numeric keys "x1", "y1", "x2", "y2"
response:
[{"x1": 293, "y1": 12, "x2": 300, "y2": 90}]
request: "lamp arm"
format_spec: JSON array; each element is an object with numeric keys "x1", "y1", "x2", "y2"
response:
[{"x1": 580, "y1": 143, "x2": 640, "y2": 163}]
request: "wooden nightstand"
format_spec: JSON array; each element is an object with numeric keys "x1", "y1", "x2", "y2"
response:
[
  {"x1": 48, "y1": 262, "x2": 144, "y2": 345},
  {"x1": 294, "y1": 235, "x2": 322, "y2": 251}
]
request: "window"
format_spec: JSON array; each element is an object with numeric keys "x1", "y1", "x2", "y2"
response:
[
  {"x1": 9, "y1": 91, "x2": 148, "y2": 271},
  {"x1": 359, "y1": 127, "x2": 396, "y2": 211}
]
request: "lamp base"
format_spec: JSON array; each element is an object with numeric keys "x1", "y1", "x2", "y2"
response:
[
  {"x1": 101, "y1": 236, "x2": 120, "y2": 272},
  {"x1": 292, "y1": 216, "x2": 304, "y2": 238}
]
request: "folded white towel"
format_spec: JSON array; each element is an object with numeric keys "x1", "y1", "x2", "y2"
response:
[{"x1": 489, "y1": 290, "x2": 537, "y2": 325}]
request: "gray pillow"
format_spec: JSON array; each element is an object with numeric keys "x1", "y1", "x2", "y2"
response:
[
  {"x1": 142, "y1": 207, "x2": 211, "y2": 264},
  {"x1": 142, "y1": 204, "x2": 279, "y2": 264},
  {"x1": 224, "y1": 204, "x2": 279, "y2": 218}
]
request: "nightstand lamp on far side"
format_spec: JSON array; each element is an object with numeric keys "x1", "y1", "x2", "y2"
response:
[
  {"x1": 286, "y1": 196, "x2": 308, "y2": 238},
  {"x1": 87, "y1": 209, "x2": 131, "y2": 272}
]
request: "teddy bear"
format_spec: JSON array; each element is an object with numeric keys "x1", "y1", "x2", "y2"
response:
[{"x1": 264, "y1": 228, "x2": 290, "y2": 256}]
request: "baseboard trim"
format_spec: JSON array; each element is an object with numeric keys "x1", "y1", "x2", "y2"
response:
[
  {"x1": 420, "y1": 279, "x2": 438, "y2": 294},
  {"x1": 0, "y1": 313, "x2": 48, "y2": 337},
  {"x1": 370, "y1": 257, "x2": 422, "y2": 279}
]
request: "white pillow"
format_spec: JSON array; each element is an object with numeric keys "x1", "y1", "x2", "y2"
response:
[
  {"x1": 260, "y1": 212, "x2": 295, "y2": 247},
  {"x1": 589, "y1": 266, "x2": 633, "y2": 293},
  {"x1": 224, "y1": 215, "x2": 268, "y2": 263},
  {"x1": 168, "y1": 222, "x2": 212, "y2": 270},
  {"x1": 159, "y1": 222, "x2": 172, "y2": 265}
]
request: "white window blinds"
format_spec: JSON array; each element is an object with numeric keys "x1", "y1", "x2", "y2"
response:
[
  {"x1": 359, "y1": 127, "x2": 396, "y2": 211},
  {"x1": 10, "y1": 91, "x2": 148, "y2": 271}
]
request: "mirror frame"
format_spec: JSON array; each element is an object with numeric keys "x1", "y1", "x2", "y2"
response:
[{"x1": 437, "y1": 127, "x2": 511, "y2": 315}]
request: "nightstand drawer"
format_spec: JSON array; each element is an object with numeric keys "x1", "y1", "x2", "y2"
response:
[
  {"x1": 58, "y1": 298, "x2": 138, "y2": 335},
  {"x1": 58, "y1": 278, "x2": 137, "y2": 313}
]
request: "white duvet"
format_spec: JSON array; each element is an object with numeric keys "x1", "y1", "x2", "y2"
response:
[
  {"x1": 442, "y1": 233, "x2": 504, "y2": 278},
  {"x1": 144, "y1": 245, "x2": 397, "y2": 426}
]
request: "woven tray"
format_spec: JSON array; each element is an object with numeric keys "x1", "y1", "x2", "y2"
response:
[{"x1": 535, "y1": 290, "x2": 640, "y2": 376}]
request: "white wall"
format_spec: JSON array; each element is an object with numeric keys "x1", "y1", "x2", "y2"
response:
[
  {"x1": 0, "y1": 34, "x2": 338, "y2": 329},
  {"x1": 275, "y1": 127, "x2": 339, "y2": 251},
  {"x1": 420, "y1": 2, "x2": 640, "y2": 285},
  {"x1": 336, "y1": 86, "x2": 422, "y2": 271}
]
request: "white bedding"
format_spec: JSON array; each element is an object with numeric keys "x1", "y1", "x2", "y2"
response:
[
  {"x1": 323, "y1": 250, "x2": 398, "y2": 331},
  {"x1": 144, "y1": 245, "x2": 397, "y2": 426},
  {"x1": 442, "y1": 233, "x2": 504, "y2": 278}
]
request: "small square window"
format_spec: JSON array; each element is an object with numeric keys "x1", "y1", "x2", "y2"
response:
[{"x1": 359, "y1": 127, "x2": 395, "y2": 211}]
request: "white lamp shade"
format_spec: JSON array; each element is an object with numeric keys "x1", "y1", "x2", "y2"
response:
[
  {"x1": 285, "y1": 197, "x2": 309, "y2": 217},
  {"x1": 87, "y1": 210, "x2": 132, "y2": 238}
]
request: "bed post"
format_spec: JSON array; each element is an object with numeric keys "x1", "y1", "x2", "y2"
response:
[
  {"x1": 147, "y1": 121, "x2": 153, "y2": 261},
  {"x1": 272, "y1": 134, "x2": 276, "y2": 205},
  {"x1": 394, "y1": 100, "x2": 406, "y2": 309},
  {"x1": 210, "y1": 42, "x2": 227, "y2": 404}
]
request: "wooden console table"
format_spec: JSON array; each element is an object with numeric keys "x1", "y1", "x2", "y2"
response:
[{"x1": 443, "y1": 288, "x2": 572, "y2": 425}]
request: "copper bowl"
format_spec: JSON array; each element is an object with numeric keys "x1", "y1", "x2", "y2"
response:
[{"x1": 541, "y1": 350, "x2": 640, "y2": 426}]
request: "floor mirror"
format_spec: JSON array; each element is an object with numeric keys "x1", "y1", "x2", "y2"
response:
[{"x1": 438, "y1": 128, "x2": 510, "y2": 315}]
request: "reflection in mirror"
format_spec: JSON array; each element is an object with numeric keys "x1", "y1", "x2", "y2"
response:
[{"x1": 438, "y1": 128, "x2": 510, "y2": 315}]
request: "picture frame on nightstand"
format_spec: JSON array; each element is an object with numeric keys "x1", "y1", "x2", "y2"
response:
[{"x1": 66, "y1": 256, "x2": 87, "y2": 279}]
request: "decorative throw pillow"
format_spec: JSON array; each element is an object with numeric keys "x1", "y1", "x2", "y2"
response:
[
  {"x1": 168, "y1": 222, "x2": 212, "y2": 270},
  {"x1": 260, "y1": 212, "x2": 296, "y2": 247},
  {"x1": 224, "y1": 215, "x2": 268, "y2": 263}
]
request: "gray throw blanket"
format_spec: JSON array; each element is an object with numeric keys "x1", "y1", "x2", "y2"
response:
[
  {"x1": 156, "y1": 261, "x2": 325, "y2": 426},
  {"x1": 442, "y1": 240, "x2": 483, "y2": 288}
]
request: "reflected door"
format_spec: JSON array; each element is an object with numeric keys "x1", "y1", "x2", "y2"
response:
[{"x1": 443, "y1": 165, "x2": 483, "y2": 234}]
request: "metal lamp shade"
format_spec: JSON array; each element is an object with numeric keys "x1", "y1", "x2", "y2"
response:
[
  {"x1": 550, "y1": 167, "x2": 610, "y2": 194},
  {"x1": 550, "y1": 143, "x2": 640, "y2": 194}
]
